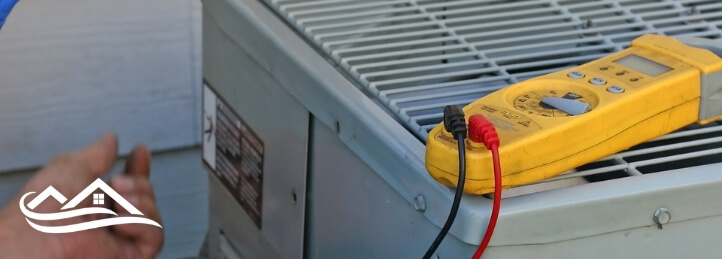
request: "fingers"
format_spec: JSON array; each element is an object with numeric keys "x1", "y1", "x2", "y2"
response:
[
  {"x1": 124, "y1": 144, "x2": 151, "y2": 177},
  {"x1": 76, "y1": 133, "x2": 119, "y2": 178},
  {"x1": 40, "y1": 133, "x2": 119, "y2": 180},
  {"x1": 23, "y1": 133, "x2": 119, "y2": 208},
  {"x1": 41, "y1": 133, "x2": 118, "y2": 179},
  {"x1": 111, "y1": 175, "x2": 155, "y2": 200},
  {"x1": 110, "y1": 175, "x2": 163, "y2": 259}
]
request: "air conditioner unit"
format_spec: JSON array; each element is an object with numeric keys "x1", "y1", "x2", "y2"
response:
[{"x1": 201, "y1": 0, "x2": 722, "y2": 258}]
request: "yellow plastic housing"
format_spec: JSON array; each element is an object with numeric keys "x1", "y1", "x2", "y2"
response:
[{"x1": 426, "y1": 34, "x2": 722, "y2": 194}]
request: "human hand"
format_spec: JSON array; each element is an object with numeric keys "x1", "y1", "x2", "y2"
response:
[
  {"x1": 0, "y1": 133, "x2": 164, "y2": 258},
  {"x1": 0, "y1": 0, "x2": 20, "y2": 29}
]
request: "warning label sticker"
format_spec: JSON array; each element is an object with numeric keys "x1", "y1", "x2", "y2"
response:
[{"x1": 203, "y1": 83, "x2": 264, "y2": 228}]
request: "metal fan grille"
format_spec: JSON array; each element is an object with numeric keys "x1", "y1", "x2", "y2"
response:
[{"x1": 263, "y1": 0, "x2": 722, "y2": 183}]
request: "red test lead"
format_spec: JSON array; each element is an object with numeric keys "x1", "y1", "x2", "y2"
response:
[
  {"x1": 467, "y1": 115, "x2": 499, "y2": 148},
  {"x1": 467, "y1": 115, "x2": 502, "y2": 259}
]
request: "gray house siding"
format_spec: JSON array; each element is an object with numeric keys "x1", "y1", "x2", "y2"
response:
[{"x1": 0, "y1": 0, "x2": 205, "y2": 258}]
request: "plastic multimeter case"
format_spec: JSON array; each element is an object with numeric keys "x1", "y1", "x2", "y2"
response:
[{"x1": 426, "y1": 34, "x2": 722, "y2": 194}]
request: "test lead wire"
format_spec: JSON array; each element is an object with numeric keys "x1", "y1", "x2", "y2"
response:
[
  {"x1": 467, "y1": 114, "x2": 502, "y2": 259},
  {"x1": 422, "y1": 105, "x2": 468, "y2": 259}
]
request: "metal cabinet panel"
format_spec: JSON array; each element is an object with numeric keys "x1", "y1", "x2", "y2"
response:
[
  {"x1": 306, "y1": 117, "x2": 476, "y2": 258},
  {"x1": 203, "y1": 9, "x2": 308, "y2": 258}
]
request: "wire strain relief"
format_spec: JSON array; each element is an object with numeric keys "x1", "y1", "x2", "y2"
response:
[
  {"x1": 468, "y1": 114, "x2": 500, "y2": 149},
  {"x1": 443, "y1": 105, "x2": 468, "y2": 139}
]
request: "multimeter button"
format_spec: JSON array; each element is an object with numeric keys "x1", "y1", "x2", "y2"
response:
[
  {"x1": 589, "y1": 77, "x2": 606, "y2": 85},
  {"x1": 568, "y1": 71, "x2": 585, "y2": 78},
  {"x1": 607, "y1": 86, "x2": 625, "y2": 93},
  {"x1": 541, "y1": 97, "x2": 591, "y2": 116}
]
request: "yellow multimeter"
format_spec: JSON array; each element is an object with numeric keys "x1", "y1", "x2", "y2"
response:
[{"x1": 426, "y1": 34, "x2": 722, "y2": 195}]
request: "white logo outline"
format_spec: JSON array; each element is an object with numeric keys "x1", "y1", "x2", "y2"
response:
[{"x1": 19, "y1": 178, "x2": 162, "y2": 233}]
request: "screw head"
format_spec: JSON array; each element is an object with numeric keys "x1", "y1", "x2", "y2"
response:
[
  {"x1": 653, "y1": 208, "x2": 671, "y2": 225},
  {"x1": 413, "y1": 195, "x2": 426, "y2": 212}
]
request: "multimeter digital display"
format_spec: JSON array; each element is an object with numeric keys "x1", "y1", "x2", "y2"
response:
[
  {"x1": 426, "y1": 34, "x2": 722, "y2": 194},
  {"x1": 614, "y1": 55, "x2": 672, "y2": 76}
]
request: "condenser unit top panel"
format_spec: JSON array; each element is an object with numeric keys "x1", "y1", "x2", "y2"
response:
[
  {"x1": 265, "y1": 0, "x2": 722, "y2": 137},
  {"x1": 263, "y1": 0, "x2": 722, "y2": 185}
]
